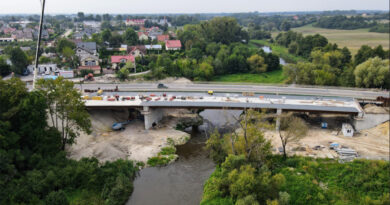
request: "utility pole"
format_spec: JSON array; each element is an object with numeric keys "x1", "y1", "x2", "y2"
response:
[{"x1": 32, "y1": 0, "x2": 46, "y2": 90}]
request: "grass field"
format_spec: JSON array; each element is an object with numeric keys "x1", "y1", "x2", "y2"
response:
[
  {"x1": 250, "y1": 39, "x2": 306, "y2": 63},
  {"x1": 211, "y1": 69, "x2": 286, "y2": 84},
  {"x1": 289, "y1": 24, "x2": 389, "y2": 55}
]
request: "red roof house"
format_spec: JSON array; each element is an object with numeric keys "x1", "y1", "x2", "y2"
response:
[
  {"x1": 165, "y1": 40, "x2": 182, "y2": 50},
  {"x1": 157, "y1": 35, "x2": 170, "y2": 42},
  {"x1": 111, "y1": 55, "x2": 135, "y2": 64}
]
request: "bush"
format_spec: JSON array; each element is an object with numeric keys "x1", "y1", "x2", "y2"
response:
[{"x1": 44, "y1": 190, "x2": 69, "y2": 205}]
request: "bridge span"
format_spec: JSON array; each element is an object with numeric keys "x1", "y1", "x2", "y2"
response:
[{"x1": 83, "y1": 92, "x2": 363, "y2": 130}]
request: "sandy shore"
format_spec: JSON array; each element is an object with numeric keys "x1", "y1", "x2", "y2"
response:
[{"x1": 67, "y1": 109, "x2": 190, "y2": 163}]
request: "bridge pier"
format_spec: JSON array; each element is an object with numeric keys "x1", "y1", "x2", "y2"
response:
[
  {"x1": 275, "y1": 108, "x2": 282, "y2": 131},
  {"x1": 142, "y1": 106, "x2": 164, "y2": 130}
]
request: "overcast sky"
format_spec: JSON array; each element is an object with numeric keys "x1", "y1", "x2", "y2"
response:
[{"x1": 0, "y1": 0, "x2": 388, "y2": 14}]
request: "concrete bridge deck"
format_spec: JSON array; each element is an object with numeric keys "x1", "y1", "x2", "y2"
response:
[{"x1": 84, "y1": 92, "x2": 363, "y2": 129}]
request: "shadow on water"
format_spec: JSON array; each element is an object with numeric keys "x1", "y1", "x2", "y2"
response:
[{"x1": 127, "y1": 110, "x2": 241, "y2": 205}]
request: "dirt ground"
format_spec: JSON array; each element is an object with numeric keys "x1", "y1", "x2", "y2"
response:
[
  {"x1": 67, "y1": 109, "x2": 190, "y2": 163},
  {"x1": 265, "y1": 121, "x2": 389, "y2": 160}
]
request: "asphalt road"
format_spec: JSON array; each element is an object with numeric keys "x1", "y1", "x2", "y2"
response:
[{"x1": 76, "y1": 83, "x2": 389, "y2": 100}]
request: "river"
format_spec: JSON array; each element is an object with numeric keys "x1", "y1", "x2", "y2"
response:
[
  {"x1": 261, "y1": 46, "x2": 287, "y2": 65},
  {"x1": 127, "y1": 110, "x2": 241, "y2": 205}
]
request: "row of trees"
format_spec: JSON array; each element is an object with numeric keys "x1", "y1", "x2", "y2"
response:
[
  {"x1": 314, "y1": 15, "x2": 375, "y2": 30},
  {"x1": 283, "y1": 44, "x2": 390, "y2": 88},
  {"x1": 275, "y1": 31, "x2": 329, "y2": 58},
  {"x1": 147, "y1": 42, "x2": 281, "y2": 81},
  {"x1": 0, "y1": 77, "x2": 139, "y2": 204}
]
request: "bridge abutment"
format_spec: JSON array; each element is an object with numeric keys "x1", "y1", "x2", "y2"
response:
[
  {"x1": 142, "y1": 106, "x2": 164, "y2": 130},
  {"x1": 275, "y1": 108, "x2": 282, "y2": 131}
]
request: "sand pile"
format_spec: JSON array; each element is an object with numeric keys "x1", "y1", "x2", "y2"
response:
[{"x1": 364, "y1": 104, "x2": 389, "y2": 114}]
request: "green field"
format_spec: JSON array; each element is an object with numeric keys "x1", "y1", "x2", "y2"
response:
[
  {"x1": 250, "y1": 39, "x2": 306, "y2": 63},
  {"x1": 290, "y1": 24, "x2": 389, "y2": 55},
  {"x1": 211, "y1": 69, "x2": 286, "y2": 84}
]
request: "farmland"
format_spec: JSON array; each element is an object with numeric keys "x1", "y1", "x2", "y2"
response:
[{"x1": 290, "y1": 24, "x2": 389, "y2": 55}]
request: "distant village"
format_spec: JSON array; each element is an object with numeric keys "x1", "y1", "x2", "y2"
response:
[{"x1": 0, "y1": 16, "x2": 182, "y2": 79}]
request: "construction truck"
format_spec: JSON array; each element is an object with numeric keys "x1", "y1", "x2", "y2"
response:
[{"x1": 84, "y1": 73, "x2": 94, "y2": 81}]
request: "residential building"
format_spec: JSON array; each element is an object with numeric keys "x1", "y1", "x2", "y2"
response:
[
  {"x1": 27, "y1": 64, "x2": 58, "y2": 74},
  {"x1": 111, "y1": 55, "x2": 135, "y2": 69},
  {"x1": 147, "y1": 27, "x2": 163, "y2": 40},
  {"x1": 125, "y1": 19, "x2": 145, "y2": 26},
  {"x1": 80, "y1": 54, "x2": 99, "y2": 67},
  {"x1": 0, "y1": 37, "x2": 16, "y2": 43},
  {"x1": 128, "y1": 45, "x2": 146, "y2": 57},
  {"x1": 157, "y1": 34, "x2": 169, "y2": 42},
  {"x1": 138, "y1": 32, "x2": 149, "y2": 41},
  {"x1": 145, "y1": 45, "x2": 162, "y2": 50},
  {"x1": 77, "y1": 65, "x2": 101, "y2": 75},
  {"x1": 76, "y1": 42, "x2": 98, "y2": 58},
  {"x1": 165, "y1": 40, "x2": 182, "y2": 50}
]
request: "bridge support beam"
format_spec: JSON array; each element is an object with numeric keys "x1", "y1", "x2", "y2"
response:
[
  {"x1": 142, "y1": 106, "x2": 164, "y2": 130},
  {"x1": 275, "y1": 108, "x2": 282, "y2": 131}
]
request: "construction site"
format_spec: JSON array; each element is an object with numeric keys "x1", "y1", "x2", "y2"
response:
[{"x1": 68, "y1": 98, "x2": 389, "y2": 164}]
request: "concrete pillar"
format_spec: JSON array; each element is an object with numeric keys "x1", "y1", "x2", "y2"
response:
[
  {"x1": 142, "y1": 106, "x2": 164, "y2": 130},
  {"x1": 275, "y1": 108, "x2": 282, "y2": 131}
]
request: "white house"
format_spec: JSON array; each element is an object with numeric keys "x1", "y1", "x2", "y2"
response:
[{"x1": 28, "y1": 64, "x2": 59, "y2": 75}]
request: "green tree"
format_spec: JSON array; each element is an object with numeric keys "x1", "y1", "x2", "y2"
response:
[
  {"x1": 36, "y1": 77, "x2": 91, "y2": 150},
  {"x1": 247, "y1": 54, "x2": 267, "y2": 73},
  {"x1": 354, "y1": 57, "x2": 390, "y2": 89},
  {"x1": 283, "y1": 62, "x2": 316, "y2": 85},
  {"x1": 39, "y1": 56, "x2": 51, "y2": 64},
  {"x1": 354, "y1": 45, "x2": 374, "y2": 66},
  {"x1": 206, "y1": 110, "x2": 272, "y2": 164},
  {"x1": 44, "y1": 190, "x2": 69, "y2": 205},
  {"x1": 101, "y1": 29, "x2": 112, "y2": 42},
  {"x1": 56, "y1": 39, "x2": 76, "y2": 54},
  {"x1": 194, "y1": 61, "x2": 214, "y2": 81},
  {"x1": 278, "y1": 114, "x2": 308, "y2": 159},
  {"x1": 9, "y1": 47, "x2": 29, "y2": 74},
  {"x1": 123, "y1": 28, "x2": 138, "y2": 45}
]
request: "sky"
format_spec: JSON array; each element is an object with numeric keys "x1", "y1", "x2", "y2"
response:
[{"x1": 0, "y1": 0, "x2": 388, "y2": 14}]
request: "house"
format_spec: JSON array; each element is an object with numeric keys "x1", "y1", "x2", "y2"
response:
[
  {"x1": 145, "y1": 45, "x2": 162, "y2": 50},
  {"x1": 147, "y1": 27, "x2": 163, "y2": 40},
  {"x1": 0, "y1": 37, "x2": 16, "y2": 43},
  {"x1": 76, "y1": 42, "x2": 98, "y2": 58},
  {"x1": 137, "y1": 32, "x2": 149, "y2": 41},
  {"x1": 157, "y1": 35, "x2": 169, "y2": 42},
  {"x1": 27, "y1": 64, "x2": 58, "y2": 74},
  {"x1": 80, "y1": 54, "x2": 99, "y2": 67},
  {"x1": 165, "y1": 40, "x2": 182, "y2": 50},
  {"x1": 12, "y1": 30, "x2": 33, "y2": 42},
  {"x1": 110, "y1": 55, "x2": 135, "y2": 69},
  {"x1": 83, "y1": 21, "x2": 101, "y2": 29},
  {"x1": 125, "y1": 19, "x2": 145, "y2": 27},
  {"x1": 77, "y1": 65, "x2": 101, "y2": 75},
  {"x1": 128, "y1": 45, "x2": 146, "y2": 57},
  {"x1": 342, "y1": 123, "x2": 354, "y2": 137},
  {"x1": 120, "y1": 44, "x2": 128, "y2": 52}
]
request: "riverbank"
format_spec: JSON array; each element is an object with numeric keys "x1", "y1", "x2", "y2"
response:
[
  {"x1": 250, "y1": 39, "x2": 307, "y2": 63},
  {"x1": 211, "y1": 69, "x2": 286, "y2": 84},
  {"x1": 67, "y1": 109, "x2": 191, "y2": 164}
]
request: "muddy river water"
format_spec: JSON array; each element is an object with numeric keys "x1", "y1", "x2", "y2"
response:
[{"x1": 127, "y1": 110, "x2": 241, "y2": 205}]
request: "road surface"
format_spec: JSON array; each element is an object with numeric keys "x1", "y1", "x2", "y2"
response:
[{"x1": 76, "y1": 83, "x2": 389, "y2": 100}]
